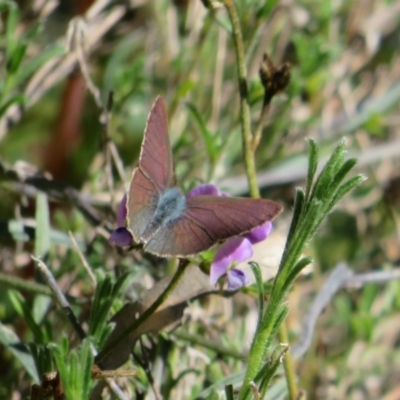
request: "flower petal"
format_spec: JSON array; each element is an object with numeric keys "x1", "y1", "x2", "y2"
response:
[
  {"x1": 109, "y1": 227, "x2": 133, "y2": 247},
  {"x1": 116, "y1": 194, "x2": 128, "y2": 227},
  {"x1": 210, "y1": 237, "x2": 253, "y2": 286},
  {"x1": 186, "y1": 183, "x2": 221, "y2": 199},
  {"x1": 245, "y1": 221, "x2": 273, "y2": 244},
  {"x1": 227, "y1": 268, "x2": 249, "y2": 290}
]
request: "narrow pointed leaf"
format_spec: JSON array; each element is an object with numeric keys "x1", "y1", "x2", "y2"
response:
[
  {"x1": 35, "y1": 192, "x2": 50, "y2": 257},
  {"x1": 305, "y1": 139, "x2": 318, "y2": 200},
  {"x1": 187, "y1": 102, "x2": 218, "y2": 163},
  {"x1": 0, "y1": 322, "x2": 39, "y2": 382},
  {"x1": 311, "y1": 139, "x2": 347, "y2": 201},
  {"x1": 328, "y1": 174, "x2": 367, "y2": 213},
  {"x1": 249, "y1": 262, "x2": 265, "y2": 329},
  {"x1": 283, "y1": 188, "x2": 305, "y2": 251}
]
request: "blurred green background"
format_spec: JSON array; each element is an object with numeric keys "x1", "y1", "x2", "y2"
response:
[{"x1": 0, "y1": 0, "x2": 400, "y2": 399}]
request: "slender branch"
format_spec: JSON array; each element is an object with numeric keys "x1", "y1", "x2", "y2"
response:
[
  {"x1": 252, "y1": 102, "x2": 271, "y2": 152},
  {"x1": 32, "y1": 256, "x2": 87, "y2": 341},
  {"x1": 221, "y1": 0, "x2": 259, "y2": 198},
  {"x1": 278, "y1": 323, "x2": 298, "y2": 400}
]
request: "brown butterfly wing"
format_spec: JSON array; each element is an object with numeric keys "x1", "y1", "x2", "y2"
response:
[
  {"x1": 144, "y1": 196, "x2": 283, "y2": 257},
  {"x1": 184, "y1": 195, "x2": 282, "y2": 238},
  {"x1": 126, "y1": 168, "x2": 159, "y2": 242},
  {"x1": 138, "y1": 96, "x2": 174, "y2": 191},
  {"x1": 144, "y1": 212, "x2": 214, "y2": 257},
  {"x1": 126, "y1": 97, "x2": 174, "y2": 241}
]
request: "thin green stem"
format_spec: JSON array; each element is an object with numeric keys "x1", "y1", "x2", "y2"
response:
[
  {"x1": 222, "y1": 0, "x2": 259, "y2": 198},
  {"x1": 96, "y1": 259, "x2": 189, "y2": 363},
  {"x1": 278, "y1": 322, "x2": 299, "y2": 400},
  {"x1": 0, "y1": 272, "x2": 52, "y2": 296}
]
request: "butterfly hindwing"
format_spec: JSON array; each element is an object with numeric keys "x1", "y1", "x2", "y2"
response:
[
  {"x1": 144, "y1": 212, "x2": 215, "y2": 257},
  {"x1": 144, "y1": 195, "x2": 282, "y2": 256},
  {"x1": 127, "y1": 168, "x2": 159, "y2": 241},
  {"x1": 184, "y1": 195, "x2": 282, "y2": 239}
]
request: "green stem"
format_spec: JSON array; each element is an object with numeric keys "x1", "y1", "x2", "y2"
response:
[
  {"x1": 96, "y1": 259, "x2": 189, "y2": 363},
  {"x1": 222, "y1": 0, "x2": 259, "y2": 198},
  {"x1": 238, "y1": 296, "x2": 282, "y2": 399},
  {"x1": 0, "y1": 272, "x2": 52, "y2": 296},
  {"x1": 278, "y1": 322, "x2": 298, "y2": 400}
]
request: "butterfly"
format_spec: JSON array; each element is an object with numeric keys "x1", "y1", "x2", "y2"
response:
[{"x1": 126, "y1": 97, "x2": 283, "y2": 257}]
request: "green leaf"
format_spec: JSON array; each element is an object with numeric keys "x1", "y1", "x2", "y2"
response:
[
  {"x1": 0, "y1": 94, "x2": 25, "y2": 118},
  {"x1": 331, "y1": 158, "x2": 358, "y2": 189},
  {"x1": 32, "y1": 294, "x2": 52, "y2": 325},
  {"x1": 186, "y1": 102, "x2": 218, "y2": 164},
  {"x1": 28, "y1": 343, "x2": 54, "y2": 377},
  {"x1": 284, "y1": 188, "x2": 305, "y2": 246},
  {"x1": 8, "y1": 41, "x2": 27, "y2": 74},
  {"x1": 8, "y1": 290, "x2": 45, "y2": 342},
  {"x1": 35, "y1": 192, "x2": 51, "y2": 257},
  {"x1": 15, "y1": 45, "x2": 65, "y2": 85},
  {"x1": 5, "y1": 1, "x2": 19, "y2": 57},
  {"x1": 328, "y1": 174, "x2": 367, "y2": 213},
  {"x1": 225, "y1": 384, "x2": 234, "y2": 400},
  {"x1": 8, "y1": 219, "x2": 30, "y2": 241},
  {"x1": 281, "y1": 257, "x2": 313, "y2": 296},
  {"x1": 52, "y1": 338, "x2": 94, "y2": 399},
  {"x1": 249, "y1": 262, "x2": 264, "y2": 329},
  {"x1": 0, "y1": 322, "x2": 39, "y2": 382},
  {"x1": 311, "y1": 138, "x2": 347, "y2": 202},
  {"x1": 305, "y1": 139, "x2": 318, "y2": 200},
  {"x1": 257, "y1": 343, "x2": 288, "y2": 396},
  {"x1": 88, "y1": 273, "x2": 129, "y2": 344}
]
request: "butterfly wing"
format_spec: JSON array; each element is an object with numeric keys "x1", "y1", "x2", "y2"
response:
[
  {"x1": 144, "y1": 195, "x2": 283, "y2": 257},
  {"x1": 126, "y1": 97, "x2": 174, "y2": 241},
  {"x1": 127, "y1": 168, "x2": 159, "y2": 241},
  {"x1": 138, "y1": 96, "x2": 174, "y2": 190}
]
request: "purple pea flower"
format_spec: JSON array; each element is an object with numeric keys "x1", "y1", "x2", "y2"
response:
[
  {"x1": 210, "y1": 237, "x2": 252, "y2": 289},
  {"x1": 190, "y1": 183, "x2": 273, "y2": 291},
  {"x1": 108, "y1": 194, "x2": 133, "y2": 247},
  {"x1": 209, "y1": 220, "x2": 273, "y2": 290}
]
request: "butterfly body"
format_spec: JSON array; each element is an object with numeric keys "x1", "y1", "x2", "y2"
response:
[
  {"x1": 126, "y1": 96, "x2": 283, "y2": 257},
  {"x1": 140, "y1": 187, "x2": 186, "y2": 243}
]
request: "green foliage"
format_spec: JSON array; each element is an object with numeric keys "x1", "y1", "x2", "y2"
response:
[
  {"x1": 88, "y1": 272, "x2": 130, "y2": 347},
  {"x1": 0, "y1": 0, "x2": 399, "y2": 399},
  {"x1": 238, "y1": 139, "x2": 365, "y2": 399},
  {"x1": 0, "y1": 1, "x2": 64, "y2": 119},
  {"x1": 51, "y1": 337, "x2": 94, "y2": 400}
]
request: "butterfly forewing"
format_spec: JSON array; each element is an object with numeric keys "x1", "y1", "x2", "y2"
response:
[
  {"x1": 127, "y1": 97, "x2": 174, "y2": 241},
  {"x1": 138, "y1": 96, "x2": 174, "y2": 191}
]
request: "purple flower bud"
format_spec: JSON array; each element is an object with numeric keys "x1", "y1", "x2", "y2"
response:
[
  {"x1": 186, "y1": 183, "x2": 221, "y2": 199},
  {"x1": 109, "y1": 194, "x2": 133, "y2": 247},
  {"x1": 109, "y1": 227, "x2": 133, "y2": 247},
  {"x1": 245, "y1": 221, "x2": 273, "y2": 244},
  {"x1": 227, "y1": 268, "x2": 249, "y2": 290},
  {"x1": 116, "y1": 194, "x2": 128, "y2": 227},
  {"x1": 210, "y1": 237, "x2": 253, "y2": 287}
]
